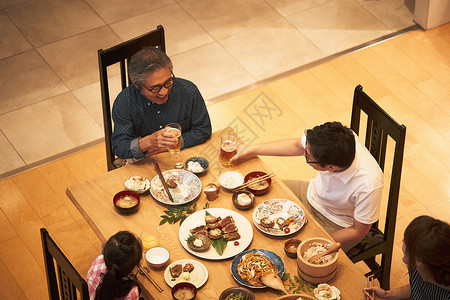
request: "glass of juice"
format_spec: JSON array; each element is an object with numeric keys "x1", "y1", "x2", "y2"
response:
[
  {"x1": 165, "y1": 123, "x2": 182, "y2": 154},
  {"x1": 140, "y1": 229, "x2": 159, "y2": 252},
  {"x1": 219, "y1": 134, "x2": 237, "y2": 166}
]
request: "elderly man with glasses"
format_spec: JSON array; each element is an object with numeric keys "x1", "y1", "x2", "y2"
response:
[
  {"x1": 111, "y1": 47, "x2": 211, "y2": 161},
  {"x1": 231, "y1": 122, "x2": 383, "y2": 251}
]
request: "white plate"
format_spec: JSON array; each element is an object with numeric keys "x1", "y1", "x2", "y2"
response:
[
  {"x1": 179, "y1": 208, "x2": 253, "y2": 260},
  {"x1": 314, "y1": 283, "x2": 341, "y2": 300},
  {"x1": 219, "y1": 171, "x2": 244, "y2": 190},
  {"x1": 150, "y1": 170, "x2": 201, "y2": 205},
  {"x1": 124, "y1": 176, "x2": 151, "y2": 194},
  {"x1": 164, "y1": 259, "x2": 208, "y2": 288},
  {"x1": 252, "y1": 199, "x2": 307, "y2": 236}
]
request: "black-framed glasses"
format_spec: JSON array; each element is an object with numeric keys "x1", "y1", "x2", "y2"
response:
[
  {"x1": 143, "y1": 72, "x2": 175, "y2": 93},
  {"x1": 305, "y1": 140, "x2": 320, "y2": 164}
]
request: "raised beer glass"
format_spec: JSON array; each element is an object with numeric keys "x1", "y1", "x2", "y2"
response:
[{"x1": 165, "y1": 123, "x2": 182, "y2": 154}]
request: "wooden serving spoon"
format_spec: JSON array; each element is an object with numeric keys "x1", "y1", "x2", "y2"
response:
[
  {"x1": 307, "y1": 242, "x2": 341, "y2": 263},
  {"x1": 261, "y1": 272, "x2": 289, "y2": 294}
]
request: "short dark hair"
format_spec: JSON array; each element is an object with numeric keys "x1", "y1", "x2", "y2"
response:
[
  {"x1": 306, "y1": 122, "x2": 355, "y2": 169},
  {"x1": 95, "y1": 231, "x2": 143, "y2": 299},
  {"x1": 129, "y1": 47, "x2": 173, "y2": 89},
  {"x1": 404, "y1": 215, "x2": 450, "y2": 286}
]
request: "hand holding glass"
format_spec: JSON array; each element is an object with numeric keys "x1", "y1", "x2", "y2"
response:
[{"x1": 165, "y1": 123, "x2": 181, "y2": 154}]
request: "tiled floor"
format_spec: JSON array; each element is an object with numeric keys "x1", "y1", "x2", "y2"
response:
[{"x1": 0, "y1": 0, "x2": 415, "y2": 178}]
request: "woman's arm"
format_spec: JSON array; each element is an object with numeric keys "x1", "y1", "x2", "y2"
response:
[{"x1": 364, "y1": 284, "x2": 411, "y2": 300}]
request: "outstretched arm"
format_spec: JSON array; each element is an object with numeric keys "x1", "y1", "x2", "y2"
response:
[{"x1": 231, "y1": 138, "x2": 305, "y2": 164}]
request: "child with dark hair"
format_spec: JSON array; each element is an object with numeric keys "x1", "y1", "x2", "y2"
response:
[
  {"x1": 86, "y1": 231, "x2": 143, "y2": 300},
  {"x1": 364, "y1": 215, "x2": 450, "y2": 300}
]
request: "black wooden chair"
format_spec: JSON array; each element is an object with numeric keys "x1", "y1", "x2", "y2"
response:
[
  {"x1": 345, "y1": 85, "x2": 406, "y2": 290},
  {"x1": 41, "y1": 228, "x2": 89, "y2": 300},
  {"x1": 98, "y1": 25, "x2": 166, "y2": 171}
]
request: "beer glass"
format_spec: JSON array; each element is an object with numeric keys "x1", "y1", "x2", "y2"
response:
[
  {"x1": 165, "y1": 123, "x2": 181, "y2": 154},
  {"x1": 219, "y1": 134, "x2": 237, "y2": 166}
]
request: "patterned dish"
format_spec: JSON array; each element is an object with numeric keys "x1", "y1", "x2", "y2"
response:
[
  {"x1": 150, "y1": 170, "x2": 201, "y2": 205},
  {"x1": 252, "y1": 199, "x2": 306, "y2": 236}
]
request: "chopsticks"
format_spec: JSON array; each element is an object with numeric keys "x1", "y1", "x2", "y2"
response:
[
  {"x1": 231, "y1": 173, "x2": 275, "y2": 191},
  {"x1": 364, "y1": 274, "x2": 375, "y2": 299},
  {"x1": 153, "y1": 161, "x2": 174, "y2": 202},
  {"x1": 139, "y1": 266, "x2": 163, "y2": 292}
]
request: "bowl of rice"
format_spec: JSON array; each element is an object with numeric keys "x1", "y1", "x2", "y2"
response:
[
  {"x1": 185, "y1": 156, "x2": 209, "y2": 176},
  {"x1": 296, "y1": 237, "x2": 339, "y2": 284}
]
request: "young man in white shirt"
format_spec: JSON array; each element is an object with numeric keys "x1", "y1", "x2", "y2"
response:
[{"x1": 231, "y1": 122, "x2": 383, "y2": 251}]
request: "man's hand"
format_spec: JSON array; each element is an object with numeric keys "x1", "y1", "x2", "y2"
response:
[{"x1": 138, "y1": 129, "x2": 178, "y2": 157}]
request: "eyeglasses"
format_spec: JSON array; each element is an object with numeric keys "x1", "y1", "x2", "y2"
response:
[
  {"x1": 143, "y1": 72, "x2": 175, "y2": 93},
  {"x1": 305, "y1": 140, "x2": 320, "y2": 164}
]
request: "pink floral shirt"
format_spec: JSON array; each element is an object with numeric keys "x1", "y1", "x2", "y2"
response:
[{"x1": 86, "y1": 254, "x2": 139, "y2": 300}]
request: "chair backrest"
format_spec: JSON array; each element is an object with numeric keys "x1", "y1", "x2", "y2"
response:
[
  {"x1": 98, "y1": 25, "x2": 166, "y2": 171},
  {"x1": 350, "y1": 85, "x2": 406, "y2": 244},
  {"x1": 40, "y1": 228, "x2": 89, "y2": 300}
]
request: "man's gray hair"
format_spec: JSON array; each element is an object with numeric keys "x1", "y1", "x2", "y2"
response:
[{"x1": 129, "y1": 47, "x2": 173, "y2": 89}]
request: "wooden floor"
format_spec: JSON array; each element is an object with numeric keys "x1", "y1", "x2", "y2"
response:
[{"x1": 1, "y1": 24, "x2": 449, "y2": 299}]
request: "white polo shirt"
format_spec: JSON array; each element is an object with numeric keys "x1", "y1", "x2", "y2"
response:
[{"x1": 305, "y1": 133, "x2": 383, "y2": 228}]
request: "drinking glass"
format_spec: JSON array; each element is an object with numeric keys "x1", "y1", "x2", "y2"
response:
[
  {"x1": 165, "y1": 123, "x2": 182, "y2": 154},
  {"x1": 219, "y1": 134, "x2": 237, "y2": 166},
  {"x1": 140, "y1": 229, "x2": 159, "y2": 252}
]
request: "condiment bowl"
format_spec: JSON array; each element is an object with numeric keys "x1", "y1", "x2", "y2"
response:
[
  {"x1": 113, "y1": 190, "x2": 140, "y2": 214},
  {"x1": 145, "y1": 246, "x2": 170, "y2": 268},
  {"x1": 204, "y1": 183, "x2": 219, "y2": 201},
  {"x1": 185, "y1": 156, "x2": 209, "y2": 176},
  {"x1": 284, "y1": 238, "x2": 301, "y2": 258},
  {"x1": 172, "y1": 282, "x2": 197, "y2": 300},
  {"x1": 297, "y1": 237, "x2": 339, "y2": 284},
  {"x1": 244, "y1": 171, "x2": 271, "y2": 195},
  {"x1": 219, "y1": 286, "x2": 255, "y2": 300},
  {"x1": 232, "y1": 190, "x2": 255, "y2": 210}
]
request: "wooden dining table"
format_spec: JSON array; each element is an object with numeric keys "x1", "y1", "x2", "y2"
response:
[{"x1": 66, "y1": 128, "x2": 368, "y2": 299}]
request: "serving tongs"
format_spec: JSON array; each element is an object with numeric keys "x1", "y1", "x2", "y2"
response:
[
  {"x1": 138, "y1": 266, "x2": 163, "y2": 292},
  {"x1": 153, "y1": 161, "x2": 174, "y2": 202}
]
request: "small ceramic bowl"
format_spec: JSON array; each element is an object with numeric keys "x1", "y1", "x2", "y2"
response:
[
  {"x1": 275, "y1": 294, "x2": 315, "y2": 300},
  {"x1": 204, "y1": 183, "x2": 219, "y2": 201},
  {"x1": 113, "y1": 190, "x2": 140, "y2": 214},
  {"x1": 172, "y1": 282, "x2": 197, "y2": 300},
  {"x1": 219, "y1": 171, "x2": 244, "y2": 191},
  {"x1": 232, "y1": 190, "x2": 255, "y2": 210},
  {"x1": 123, "y1": 176, "x2": 150, "y2": 194},
  {"x1": 185, "y1": 156, "x2": 209, "y2": 176},
  {"x1": 284, "y1": 238, "x2": 302, "y2": 258},
  {"x1": 244, "y1": 171, "x2": 271, "y2": 195},
  {"x1": 145, "y1": 246, "x2": 170, "y2": 268},
  {"x1": 219, "y1": 286, "x2": 255, "y2": 300}
]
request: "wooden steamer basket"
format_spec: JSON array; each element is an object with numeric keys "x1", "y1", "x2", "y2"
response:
[{"x1": 296, "y1": 237, "x2": 339, "y2": 284}]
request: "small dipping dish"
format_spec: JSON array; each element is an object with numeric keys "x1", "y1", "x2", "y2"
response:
[
  {"x1": 232, "y1": 190, "x2": 255, "y2": 210},
  {"x1": 284, "y1": 238, "x2": 301, "y2": 258},
  {"x1": 172, "y1": 282, "x2": 197, "y2": 300},
  {"x1": 204, "y1": 183, "x2": 219, "y2": 201},
  {"x1": 145, "y1": 246, "x2": 170, "y2": 268}
]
